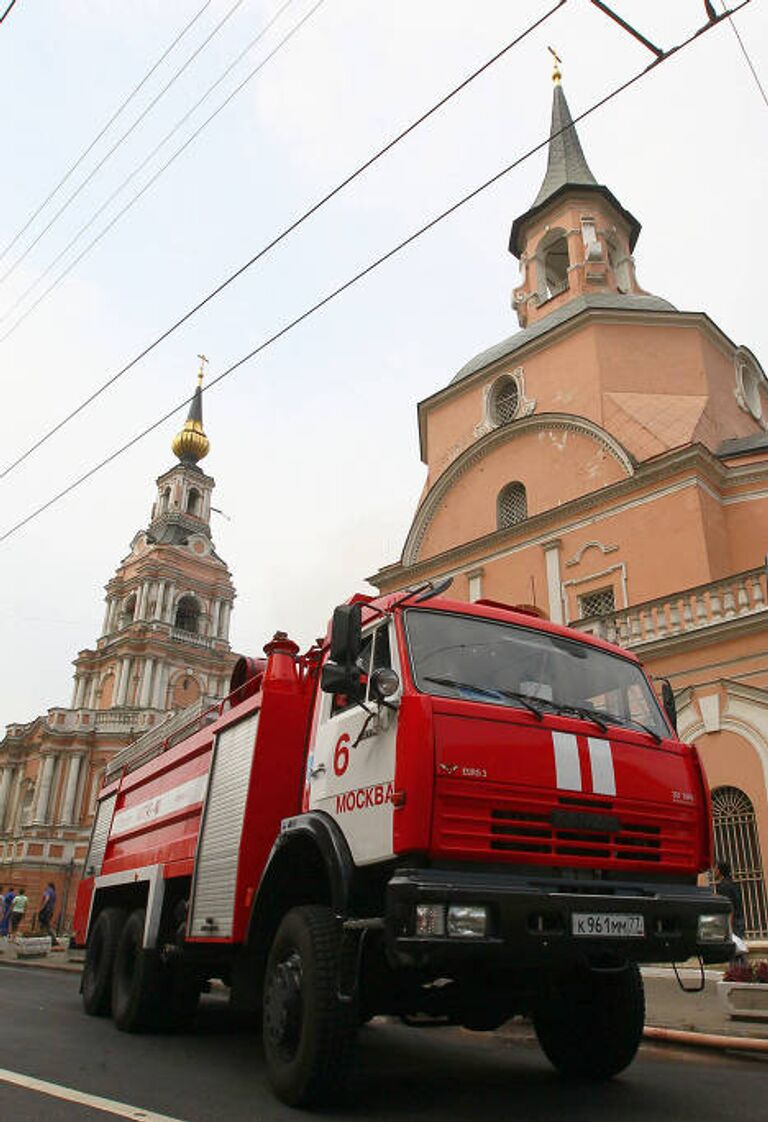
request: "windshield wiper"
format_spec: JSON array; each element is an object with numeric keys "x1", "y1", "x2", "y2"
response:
[
  {"x1": 587, "y1": 707, "x2": 663, "y2": 744},
  {"x1": 423, "y1": 676, "x2": 544, "y2": 719},
  {"x1": 531, "y1": 699, "x2": 609, "y2": 732}
]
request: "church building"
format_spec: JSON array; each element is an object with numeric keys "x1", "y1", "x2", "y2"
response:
[
  {"x1": 371, "y1": 64, "x2": 768, "y2": 940},
  {"x1": 0, "y1": 366, "x2": 237, "y2": 927}
]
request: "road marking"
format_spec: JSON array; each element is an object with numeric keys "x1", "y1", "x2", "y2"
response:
[{"x1": 0, "y1": 1067, "x2": 190, "y2": 1122}]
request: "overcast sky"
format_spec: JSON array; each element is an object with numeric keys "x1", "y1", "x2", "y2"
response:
[{"x1": 1, "y1": 0, "x2": 766, "y2": 723}]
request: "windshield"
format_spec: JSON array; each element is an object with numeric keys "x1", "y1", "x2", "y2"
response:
[{"x1": 404, "y1": 609, "x2": 669, "y2": 740}]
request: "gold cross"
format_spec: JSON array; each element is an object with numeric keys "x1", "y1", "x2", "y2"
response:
[
  {"x1": 548, "y1": 46, "x2": 562, "y2": 84},
  {"x1": 197, "y1": 354, "x2": 209, "y2": 385}
]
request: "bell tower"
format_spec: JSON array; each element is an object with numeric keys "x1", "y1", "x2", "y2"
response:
[
  {"x1": 71, "y1": 359, "x2": 236, "y2": 714},
  {"x1": 510, "y1": 57, "x2": 645, "y2": 328}
]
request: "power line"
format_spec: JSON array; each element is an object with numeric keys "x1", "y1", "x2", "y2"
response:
[
  {"x1": 0, "y1": 1, "x2": 752, "y2": 546},
  {"x1": 0, "y1": 0, "x2": 247, "y2": 291},
  {"x1": 0, "y1": 2, "x2": 213, "y2": 267},
  {"x1": 720, "y1": 0, "x2": 768, "y2": 109},
  {"x1": 0, "y1": 0, "x2": 313, "y2": 332},
  {"x1": 0, "y1": 1, "x2": 18, "y2": 24},
  {"x1": 0, "y1": 0, "x2": 566, "y2": 478}
]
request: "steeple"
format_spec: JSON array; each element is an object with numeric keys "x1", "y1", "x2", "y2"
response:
[
  {"x1": 171, "y1": 355, "x2": 210, "y2": 466},
  {"x1": 509, "y1": 60, "x2": 646, "y2": 328},
  {"x1": 530, "y1": 61, "x2": 599, "y2": 210}
]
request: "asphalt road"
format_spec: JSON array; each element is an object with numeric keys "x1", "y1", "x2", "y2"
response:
[{"x1": 1, "y1": 964, "x2": 768, "y2": 1122}]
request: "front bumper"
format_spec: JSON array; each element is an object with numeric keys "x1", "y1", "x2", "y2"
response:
[{"x1": 385, "y1": 866, "x2": 732, "y2": 968}]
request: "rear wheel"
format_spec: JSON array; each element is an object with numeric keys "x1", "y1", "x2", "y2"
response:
[
  {"x1": 533, "y1": 962, "x2": 645, "y2": 1081},
  {"x1": 263, "y1": 905, "x2": 358, "y2": 1107},
  {"x1": 82, "y1": 907, "x2": 126, "y2": 1016},
  {"x1": 111, "y1": 908, "x2": 167, "y2": 1033}
]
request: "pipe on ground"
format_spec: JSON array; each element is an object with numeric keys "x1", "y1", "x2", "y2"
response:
[{"x1": 644, "y1": 1025, "x2": 768, "y2": 1053}]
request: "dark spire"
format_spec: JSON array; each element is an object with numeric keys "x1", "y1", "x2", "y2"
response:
[
  {"x1": 509, "y1": 79, "x2": 640, "y2": 259},
  {"x1": 531, "y1": 82, "x2": 599, "y2": 208}
]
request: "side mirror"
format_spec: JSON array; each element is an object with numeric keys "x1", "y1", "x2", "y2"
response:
[
  {"x1": 320, "y1": 661, "x2": 363, "y2": 697},
  {"x1": 329, "y1": 603, "x2": 362, "y2": 666},
  {"x1": 660, "y1": 679, "x2": 677, "y2": 732}
]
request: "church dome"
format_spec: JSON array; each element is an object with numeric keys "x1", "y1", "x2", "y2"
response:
[{"x1": 172, "y1": 418, "x2": 209, "y2": 464}]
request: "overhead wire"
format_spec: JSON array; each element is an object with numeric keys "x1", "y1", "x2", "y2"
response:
[
  {"x1": 0, "y1": 0, "x2": 566, "y2": 477},
  {"x1": 720, "y1": 0, "x2": 768, "y2": 109},
  {"x1": 0, "y1": 0, "x2": 753, "y2": 546},
  {"x1": 0, "y1": 1, "x2": 18, "y2": 23},
  {"x1": 0, "y1": 0, "x2": 315, "y2": 332},
  {"x1": 0, "y1": 1, "x2": 214, "y2": 267},
  {"x1": 0, "y1": 0, "x2": 247, "y2": 291}
]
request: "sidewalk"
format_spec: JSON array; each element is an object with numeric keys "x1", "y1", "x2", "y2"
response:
[
  {"x1": 0, "y1": 945, "x2": 765, "y2": 1051},
  {"x1": 642, "y1": 966, "x2": 768, "y2": 1046}
]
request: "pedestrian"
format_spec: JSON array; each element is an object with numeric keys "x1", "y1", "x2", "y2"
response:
[
  {"x1": 10, "y1": 887, "x2": 28, "y2": 937},
  {"x1": 715, "y1": 859, "x2": 747, "y2": 958},
  {"x1": 38, "y1": 882, "x2": 57, "y2": 941},
  {"x1": 0, "y1": 885, "x2": 14, "y2": 937}
]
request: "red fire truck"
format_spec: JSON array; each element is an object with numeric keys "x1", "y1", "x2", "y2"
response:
[{"x1": 74, "y1": 584, "x2": 731, "y2": 1106}]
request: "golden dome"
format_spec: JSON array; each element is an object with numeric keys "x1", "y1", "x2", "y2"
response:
[
  {"x1": 172, "y1": 359, "x2": 210, "y2": 464},
  {"x1": 172, "y1": 419, "x2": 209, "y2": 463}
]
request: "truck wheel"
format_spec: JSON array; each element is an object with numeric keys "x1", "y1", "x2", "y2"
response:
[
  {"x1": 111, "y1": 908, "x2": 167, "y2": 1033},
  {"x1": 82, "y1": 907, "x2": 126, "y2": 1016},
  {"x1": 263, "y1": 905, "x2": 358, "y2": 1106},
  {"x1": 533, "y1": 962, "x2": 645, "y2": 1081}
]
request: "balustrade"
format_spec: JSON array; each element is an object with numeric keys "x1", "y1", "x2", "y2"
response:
[{"x1": 574, "y1": 567, "x2": 767, "y2": 648}]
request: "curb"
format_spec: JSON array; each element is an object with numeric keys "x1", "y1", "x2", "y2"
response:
[
  {"x1": 644, "y1": 1025, "x2": 768, "y2": 1054},
  {"x1": 0, "y1": 955, "x2": 83, "y2": 974}
]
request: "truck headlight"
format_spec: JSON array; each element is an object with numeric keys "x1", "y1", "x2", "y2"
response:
[
  {"x1": 447, "y1": 904, "x2": 488, "y2": 938},
  {"x1": 698, "y1": 913, "x2": 730, "y2": 942},
  {"x1": 415, "y1": 903, "x2": 446, "y2": 937}
]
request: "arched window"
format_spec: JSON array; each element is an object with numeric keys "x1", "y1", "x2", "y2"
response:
[
  {"x1": 497, "y1": 482, "x2": 527, "y2": 529},
  {"x1": 172, "y1": 673, "x2": 201, "y2": 709},
  {"x1": 187, "y1": 488, "x2": 201, "y2": 516},
  {"x1": 712, "y1": 786, "x2": 768, "y2": 938},
  {"x1": 538, "y1": 234, "x2": 570, "y2": 300},
  {"x1": 160, "y1": 487, "x2": 171, "y2": 514},
  {"x1": 175, "y1": 594, "x2": 200, "y2": 635},
  {"x1": 490, "y1": 376, "x2": 520, "y2": 425},
  {"x1": 119, "y1": 594, "x2": 136, "y2": 629}
]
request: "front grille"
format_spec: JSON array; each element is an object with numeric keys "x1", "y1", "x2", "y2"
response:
[{"x1": 433, "y1": 786, "x2": 696, "y2": 871}]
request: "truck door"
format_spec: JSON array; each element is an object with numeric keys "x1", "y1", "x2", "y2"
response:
[{"x1": 307, "y1": 620, "x2": 400, "y2": 865}]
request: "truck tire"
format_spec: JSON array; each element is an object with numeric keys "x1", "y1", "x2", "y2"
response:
[
  {"x1": 263, "y1": 905, "x2": 358, "y2": 1107},
  {"x1": 533, "y1": 962, "x2": 645, "y2": 1081},
  {"x1": 111, "y1": 908, "x2": 167, "y2": 1033},
  {"x1": 82, "y1": 907, "x2": 126, "y2": 1016}
]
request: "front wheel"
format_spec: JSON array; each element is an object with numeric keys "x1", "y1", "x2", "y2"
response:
[
  {"x1": 533, "y1": 962, "x2": 645, "y2": 1080},
  {"x1": 111, "y1": 908, "x2": 167, "y2": 1033},
  {"x1": 82, "y1": 907, "x2": 126, "y2": 1016},
  {"x1": 263, "y1": 905, "x2": 358, "y2": 1107}
]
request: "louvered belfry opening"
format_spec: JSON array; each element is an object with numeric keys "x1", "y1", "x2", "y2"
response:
[{"x1": 712, "y1": 785, "x2": 768, "y2": 937}]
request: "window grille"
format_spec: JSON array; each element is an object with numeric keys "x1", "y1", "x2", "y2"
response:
[
  {"x1": 712, "y1": 786, "x2": 768, "y2": 938},
  {"x1": 579, "y1": 587, "x2": 615, "y2": 618},
  {"x1": 497, "y1": 483, "x2": 527, "y2": 529},
  {"x1": 492, "y1": 378, "x2": 520, "y2": 425}
]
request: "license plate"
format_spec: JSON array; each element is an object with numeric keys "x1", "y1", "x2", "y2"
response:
[{"x1": 572, "y1": 912, "x2": 645, "y2": 938}]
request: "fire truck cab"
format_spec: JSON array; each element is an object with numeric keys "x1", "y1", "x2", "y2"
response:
[{"x1": 74, "y1": 585, "x2": 732, "y2": 1106}]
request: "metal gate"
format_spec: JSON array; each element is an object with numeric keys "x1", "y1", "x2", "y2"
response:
[
  {"x1": 188, "y1": 711, "x2": 260, "y2": 939},
  {"x1": 712, "y1": 785, "x2": 768, "y2": 938}
]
